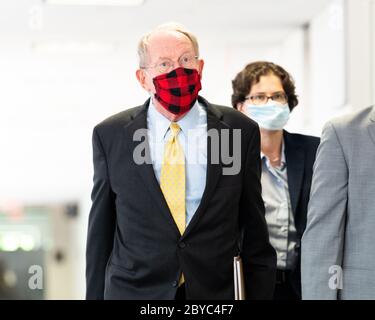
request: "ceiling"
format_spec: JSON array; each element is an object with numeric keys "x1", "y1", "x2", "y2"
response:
[{"x1": 0, "y1": 0, "x2": 333, "y2": 46}]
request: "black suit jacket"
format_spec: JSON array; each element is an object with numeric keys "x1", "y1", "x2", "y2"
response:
[
  {"x1": 283, "y1": 130, "x2": 320, "y2": 297},
  {"x1": 86, "y1": 96, "x2": 276, "y2": 300}
]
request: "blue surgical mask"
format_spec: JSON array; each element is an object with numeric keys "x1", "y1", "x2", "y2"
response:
[{"x1": 246, "y1": 102, "x2": 290, "y2": 130}]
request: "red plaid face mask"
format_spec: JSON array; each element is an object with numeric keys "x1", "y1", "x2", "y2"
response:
[{"x1": 152, "y1": 67, "x2": 202, "y2": 116}]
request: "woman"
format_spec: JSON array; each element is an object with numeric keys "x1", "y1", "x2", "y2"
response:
[{"x1": 231, "y1": 61, "x2": 320, "y2": 300}]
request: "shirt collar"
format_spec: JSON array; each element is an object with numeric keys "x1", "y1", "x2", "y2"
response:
[
  {"x1": 177, "y1": 99, "x2": 202, "y2": 135},
  {"x1": 148, "y1": 98, "x2": 202, "y2": 142},
  {"x1": 148, "y1": 98, "x2": 171, "y2": 142}
]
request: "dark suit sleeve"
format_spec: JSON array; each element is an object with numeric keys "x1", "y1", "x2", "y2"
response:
[
  {"x1": 240, "y1": 125, "x2": 277, "y2": 300},
  {"x1": 86, "y1": 127, "x2": 116, "y2": 300}
]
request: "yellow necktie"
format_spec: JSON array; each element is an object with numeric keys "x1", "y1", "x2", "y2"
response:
[
  {"x1": 160, "y1": 122, "x2": 186, "y2": 285},
  {"x1": 160, "y1": 122, "x2": 186, "y2": 234}
]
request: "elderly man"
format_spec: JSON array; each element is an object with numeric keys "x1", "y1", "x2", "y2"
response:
[{"x1": 86, "y1": 23, "x2": 276, "y2": 300}]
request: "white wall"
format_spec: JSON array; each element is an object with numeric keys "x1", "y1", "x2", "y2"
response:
[
  {"x1": 305, "y1": 0, "x2": 347, "y2": 135},
  {"x1": 303, "y1": 0, "x2": 375, "y2": 135},
  {"x1": 346, "y1": 0, "x2": 374, "y2": 112}
]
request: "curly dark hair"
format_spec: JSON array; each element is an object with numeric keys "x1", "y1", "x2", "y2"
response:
[{"x1": 231, "y1": 61, "x2": 298, "y2": 111}]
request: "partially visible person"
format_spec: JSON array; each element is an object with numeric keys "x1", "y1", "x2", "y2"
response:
[
  {"x1": 232, "y1": 61, "x2": 320, "y2": 300},
  {"x1": 302, "y1": 106, "x2": 375, "y2": 300}
]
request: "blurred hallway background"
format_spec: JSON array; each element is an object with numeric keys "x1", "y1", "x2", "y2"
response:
[{"x1": 0, "y1": 0, "x2": 374, "y2": 299}]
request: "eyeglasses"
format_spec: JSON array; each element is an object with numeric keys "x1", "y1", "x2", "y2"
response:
[
  {"x1": 245, "y1": 92, "x2": 288, "y2": 105},
  {"x1": 141, "y1": 53, "x2": 198, "y2": 74}
]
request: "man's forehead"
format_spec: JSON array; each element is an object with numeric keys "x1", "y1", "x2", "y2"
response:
[{"x1": 147, "y1": 30, "x2": 193, "y2": 53}]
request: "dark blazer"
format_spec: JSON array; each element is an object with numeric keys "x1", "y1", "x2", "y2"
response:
[
  {"x1": 283, "y1": 130, "x2": 320, "y2": 297},
  {"x1": 86, "y1": 96, "x2": 276, "y2": 300}
]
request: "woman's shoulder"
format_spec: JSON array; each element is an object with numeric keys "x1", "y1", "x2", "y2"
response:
[{"x1": 284, "y1": 130, "x2": 320, "y2": 149}]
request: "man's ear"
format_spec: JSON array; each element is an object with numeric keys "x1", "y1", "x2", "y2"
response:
[
  {"x1": 137, "y1": 68, "x2": 155, "y2": 93},
  {"x1": 197, "y1": 59, "x2": 204, "y2": 79},
  {"x1": 136, "y1": 69, "x2": 146, "y2": 88}
]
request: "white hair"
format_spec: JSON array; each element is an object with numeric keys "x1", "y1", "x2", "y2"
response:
[{"x1": 137, "y1": 22, "x2": 200, "y2": 68}]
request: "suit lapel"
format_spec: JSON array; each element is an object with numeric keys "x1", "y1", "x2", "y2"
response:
[
  {"x1": 284, "y1": 131, "x2": 305, "y2": 219},
  {"x1": 181, "y1": 97, "x2": 225, "y2": 239},
  {"x1": 124, "y1": 99, "x2": 180, "y2": 237},
  {"x1": 124, "y1": 97, "x2": 227, "y2": 239},
  {"x1": 368, "y1": 107, "x2": 375, "y2": 147}
]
